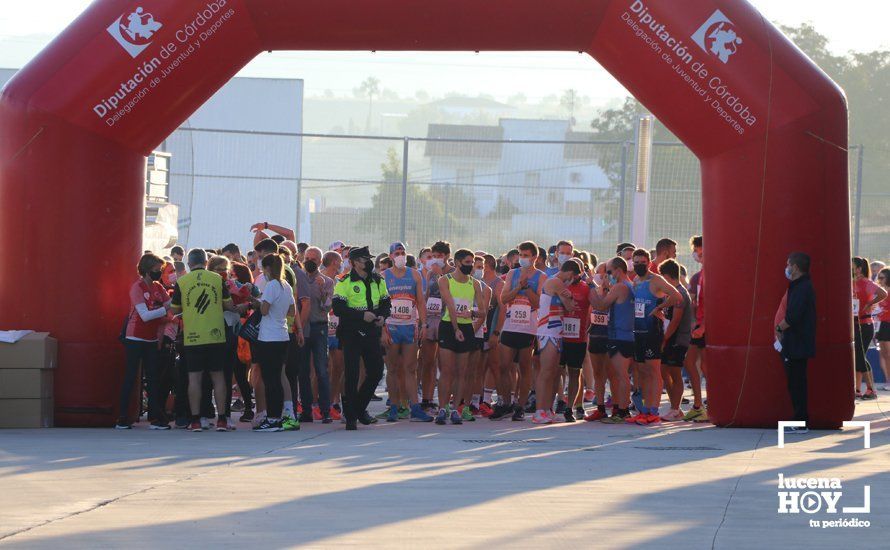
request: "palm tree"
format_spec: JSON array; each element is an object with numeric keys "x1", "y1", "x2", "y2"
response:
[{"x1": 358, "y1": 77, "x2": 381, "y2": 133}]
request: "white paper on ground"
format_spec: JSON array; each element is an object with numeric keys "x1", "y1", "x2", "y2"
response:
[{"x1": 0, "y1": 330, "x2": 35, "y2": 344}]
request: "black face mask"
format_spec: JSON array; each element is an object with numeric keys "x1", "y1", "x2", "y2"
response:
[
  {"x1": 248, "y1": 263, "x2": 256, "y2": 271},
  {"x1": 362, "y1": 259, "x2": 374, "y2": 273},
  {"x1": 459, "y1": 264, "x2": 473, "y2": 275},
  {"x1": 148, "y1": 270, "x2": 162, "y2": 281},
  {"x1": 634, "y1": 264, "x2": 648, "y2": 277},
  {"x1": 304, "y1": 260, "x2": 318, "y2": 274}
]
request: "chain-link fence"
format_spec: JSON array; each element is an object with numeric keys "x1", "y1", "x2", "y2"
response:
[{"x1": 161, "y1": 128, "x2": 886, "y2": 267}]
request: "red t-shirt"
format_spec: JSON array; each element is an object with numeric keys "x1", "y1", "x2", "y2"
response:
[
  {"x1": 853, "y1": 277, "x2": 881, "y2": 324},
  {"x1": 126, "y1": 279, "x2": 170, "y2": 341},
  {"x1": 562, "y1": 280, "x2": 592, "y2": 343},
  {"x1": 876, "y1": 293, "x2": 890, "y2": 323},
  {"x1": 649, "y1": 260, "x2": 661, "y2": 275}
]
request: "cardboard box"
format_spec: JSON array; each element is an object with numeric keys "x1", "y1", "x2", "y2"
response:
[
  {"x1": 0, "y1": 332, "x2": 56, "y2": 428},
  {"x1": 0, "y1": 332, "x2": 57, "y2": 370},
  {"x1": 0, "y1": 398, "x2": 54, "y2": 428}
]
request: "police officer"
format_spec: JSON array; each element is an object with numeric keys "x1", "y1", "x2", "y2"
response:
[{"x1": 332, "y1": 246, "x2": 391, "y2": 430}]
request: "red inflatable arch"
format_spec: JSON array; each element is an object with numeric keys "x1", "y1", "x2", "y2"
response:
[{"x1": 0, "y1": 0, "x2": 853, "y2": 428}]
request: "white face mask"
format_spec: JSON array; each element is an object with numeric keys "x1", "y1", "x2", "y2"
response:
[
  {"x1": 393, "y1": 255, "x2": 407, "y2": 269},
  {"x1": 558, "y1": 254, "x2": 572, "y2": 266},
  {"x1": 473, "y1": 269, "x2": 484, "y2": 280},
  {"x1": 692, "y1": 251, "x2": 702, "y2": 264},
  {"x1": 519, "y1": 258, "x2": 532, "y2": 269}
]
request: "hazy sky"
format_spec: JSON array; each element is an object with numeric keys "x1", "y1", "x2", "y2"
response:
[{"x1": 1, "y1": 1, "x2": 887, "y2": 102}]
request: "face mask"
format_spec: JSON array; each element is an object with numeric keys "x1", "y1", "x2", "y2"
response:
[
  {"x1": 459, "y1": 264, "x2": 473, "y2": 276},
  {"x1": 785, "y1": 266, "x2": 793, "y2": 281},
  {"x1": 304, "y1": 260, "x2": 318, "y2": 274},
  {"x1": 364, "y1": 259, "x2": 374, "y2": 272},
  {"x1": 498, "y1": 265, "x2": 510, "y2": 275},
  {"x1": 473, "y1": 269, "x2": 485, "y2": 280},
  {"x1": 608, "y1": 275, "x2": 618, "y2": 285},
  {"x1": 692, "y1": 251, "x2": 702, "y2": 264},
  {"x1": 519, "y1": 258, "x2": 532, "y2": 269},
  {"x1": 148, "y1": 270, "x2": 162, "y2": 281},
  {"x1": 633, "y1": 264, "x2": 648, "y2": 277},
  {"x1": 393, "y1": 255, "x2": 407, "y2": 269},
  {"x1": 593, "y1": 274, "x2": 604, "y2": 286},
  {"x1": 558, "y1": 254, "x2": 572, "y2": 266},
  {"x1": 248, "y1": 263, "x2": 256, "y2": 271},
  {"x1": 432, "y1": 258, "x2": 446, "y2": 268}
]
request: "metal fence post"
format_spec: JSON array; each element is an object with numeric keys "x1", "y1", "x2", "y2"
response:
[
  {"x1": 401, "y1": 137, "x2": 409, "y2": 243},
  {"x1": 853, "y1": 145, "x2": 864, "y2": 256},
  {"x1": 618, "y1": 141, "x2": 629, "y2": 242}
]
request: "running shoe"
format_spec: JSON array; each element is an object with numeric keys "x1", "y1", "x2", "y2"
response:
[
  {"x1": 450, "y1": 409, "x2": 463, "y2": 425},
  {"x1": 410, "y1": 403, "x2": 434, "y2": 422},
  {"x1": 511, "y1": 404, "x2": 525, "y2": 421},
  {"x1": 861, "y1": 390, "x2": 878, "y2": 400},
  {"x1": 583, "y1": 389, "x2": 595, "y2": 403},
  {"x1": 532, "y1": 410, "x2": 551, "y2": 424},
  {"x1": 435, "y1": 408, "x2": 447, "y2": 425},
  {"x1": 660, "y1": 409, "x2": 683, "y2": 422},
  {"x1": 254, "y1": 418, "x2": 283, "y2": 432},
  {"x1": 524, "y1": 400, "x2": 537, "y2": 414},
  {"x1": 189, "y1": 420, "x2": 202, "y2": 432},
  {"x1": 692, "y1": 409, "x2": 710, "y2": 423},
  {"x1": 681, "y1": 397, "x2": 690, "y2": 405},
  {"x1": 358, "y1": 411, "x2": 378, "y2": 425},
  {"x1": 174, "y1": 418, "x2": 189, "y2": 429},
  {"x1": 626, "y1": 413, "x2": 648, "y2": 425},
  {"x1": 149, "y1": 421, "x2": 171, "y2": 430},
  {"x1": 461, "y1": 405, "x2": 476, "y2": 422},
  {"x1": 489, "y1": 403, "x2": 511, "y2": 421},
  {"x1": 387, "y1": 404, "x2": 399, "y2": 423},
  {"x1": 200, "y1": 417, "x2": 213, "y2": 430},
  {"x1": 630, "y1": 390, "x2": 644, "y2": 413},
  {"x1": 322, "y1": 413, "x2": 333, "y2": 424},
  {"x1": 330, "y1": 404, "x2": 342, "y2": 421},
  {"x1": 584, "y1": 409, "x2": 607, "y2": 422},
  {"x1": 216, "y1": 418, "x2": 235, "y2": 432},
  {"x1": 575, "y1": 406, "x2": 585, "y2": 419},
  {"x1": 784, "y1": 426, "x2": 809, "y2": 434},
  {"x1": 375, "y1": 409, "x2": 391, "y2": 420},
  {"x1": 231, "y1": 398, "x2": 245, "y2": 413},
  {"x1": 855, "y1": 391, "x2": 863, "y2": 400},
  {"x1": 555, "y1": 400, "x2": 567, "y2": 415},
  {"x1": 281, "y1": 416, "x2": 300, "y2": 431},
  {"x1": 563, "y1": 408, "x2": 576, "y2": 423},
  {"x1": 398, "y1": 406, "x2": 410, "y2": 420},
  {"x1": 683, "y1": 407, "x2": 705, "y2": 421},
  {"x1": 601, "y1": 414, "x2": 625, "y2": 424},
  {"x1": 252, "y1": 410, "x2": 267, "y2": 428},
  {"x1": 312, "y1": 406, "x2": 323, "y2": 421},
  {"x1": 114, "y1": 420, "x2": 132, "y2": 430},
  {"x1": 645, "y1": 414, "x2": 662, "y2": 425},
  {"x1": 239, "y1": 409, "x2": 255, "y2": 423},
  {"x1": 479, "y1": 402, "x2": 494, "y2": 417}
]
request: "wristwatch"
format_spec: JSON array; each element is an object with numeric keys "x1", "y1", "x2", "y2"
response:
[{"x1": 775, "y1": 325, "x2": 783, "y2": 333}]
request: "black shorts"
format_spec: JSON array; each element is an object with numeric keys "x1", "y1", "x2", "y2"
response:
[
  {"x1": 876, "y1": 322, "x2": 890, "y2": 342},
  {"x1": 560, "y1": 342, "x2": 587, "y2": 369},
  {"x1": 439, "y1": 321, "x2": 476, "y2": 354},
  {"x1": 588, "y1": 337, "x2": 608, "y2": 355},
  {"x1": 634, "y1": 330, "x2": 664, "y2": 362},
  {"x1": 607, "y1": 340, "x2": 634, "y2": 359},
  {"x1": 183, "y1": 343, "x2": 227, "y2": 373},
  {"x1": 500, "y1": 331, "x2": 536, "y2": 350},
  {"x1": 662, "y1": 344, "x2": 688, "y2": 367}
]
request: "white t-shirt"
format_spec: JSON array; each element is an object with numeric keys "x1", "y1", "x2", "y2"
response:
[{"x1": 258, "y1": 279, "x2": 294, "y2": 342}]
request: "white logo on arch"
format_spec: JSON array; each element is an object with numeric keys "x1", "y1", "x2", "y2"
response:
[
  {"x1": 691, "y1": 9, "x2": 742, "y2": 64},
  {"x1": 107, "y1": 7, "x2": 163, "y2": 58}
]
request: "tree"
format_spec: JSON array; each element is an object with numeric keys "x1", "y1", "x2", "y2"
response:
[
  {"x1": 358, "y1": 148, "x2": 474, "y2": 245},
  {"x1": 355, "y1": 76, "x2": 381, "y2": 133}
]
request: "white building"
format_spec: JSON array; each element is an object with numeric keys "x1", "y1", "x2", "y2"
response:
[{"x1": 160, "y1": 76, "x2": 305, "y2": 252}]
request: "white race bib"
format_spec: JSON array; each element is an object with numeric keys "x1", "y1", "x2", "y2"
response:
[
  {"x1": 454, "y1": 298, "x2": 473, "y2": 320},
  {"x1": 634, "y1": 300, "x2": 646, "y2": 319},
  {"x1": 510, "y1": 304, "x2": 532, "y2": 328},
  {"x1": 591, "y1": 312, "x2": 609, "y2": 326},
  {"x1": 427, "y1": 297, "x2": 443, "y2": 316},
  {"x1": 391, "y1": 298, "x2": 415, "y2": 321},
  {"x1": 328, "y1": 315, "x2": 339, "y2": 336},
  {"x1": 562, "y1": 317, "x2": 581, "y2": 339},
  {"x1": 852, "y1": 298, "x2": 860, "y2": 316}
]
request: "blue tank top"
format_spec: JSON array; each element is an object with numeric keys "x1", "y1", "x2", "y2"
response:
[
  {"x1": 510, "y1": 268, "x2": 543, "y2": 292},
  {"x1": 608, "y1": 281, "x2": 634, "y2": 342},
  {"x1": 633, "y1": 278, "x2": 661, "y2": 333},
  {"x1": 384, "y1": 268, "x2": 419, "y2": 325}
]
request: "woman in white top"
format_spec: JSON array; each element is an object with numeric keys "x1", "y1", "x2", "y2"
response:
[{"x1": 254, "y1": 254, "x2": 295, "y2": 432}]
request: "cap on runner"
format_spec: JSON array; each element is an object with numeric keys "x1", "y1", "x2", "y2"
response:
[
  {"x1": 329, "y1": 240, "x2": 346, "y2": 252},
  {"x1": 389, "y1": 242, "x2": 407, "y2": 254}
]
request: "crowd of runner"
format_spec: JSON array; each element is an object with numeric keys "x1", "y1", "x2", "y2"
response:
[{"x1": 116, "y1": 223, "x2": 890, "y2": 432}]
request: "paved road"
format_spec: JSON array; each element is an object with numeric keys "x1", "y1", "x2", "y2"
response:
[{"x1": 0, "y1": 397, "x2": 887, "y2": 548}]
